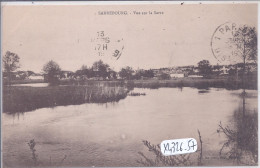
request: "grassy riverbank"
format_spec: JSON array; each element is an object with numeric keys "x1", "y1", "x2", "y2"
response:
[
  {"x1": 60, "y1": 75, "x2": 257, "y2": 90},
  {"x1": 3, "y1": 76, "x2": 256, "y2": 113},
  {"x1": 7, "y1": 75, "x2": 257, "y2": 90},
  {"x1": 3, "y1": 85, "x2": 129, "y2": 113},
  {"x1": 4, "y1": 79, "x2": 44, "y2": 85},
  {"x1": 131, "y1": 77, "x2": 257, "y2": 90},
  {"x1": 57, "y1": 77, "x2": 256, "y2": 90}
]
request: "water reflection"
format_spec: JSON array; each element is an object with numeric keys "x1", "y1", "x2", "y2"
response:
[
  {"x1": 3, "y1": 87, "x2": 257, "y2": 167},
  {"x1": 198, "y1": 88, "x2": 210, "y2": 94},
  {"x1": 218, "y1": 89, "x2": 258, "y2": 165},
  {"x1": 12, "y1": 112, "x2": 25, "y2": 123},
  {"x1": 12, "y1": 83, "x2": 49, "y2": 87}
]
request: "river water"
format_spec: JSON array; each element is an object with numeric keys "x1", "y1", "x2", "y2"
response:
[
  {"x1": 2, "y1": 87, "x2": 258, "y2": 167},
  {"x1": 12, "y1": 83, "x2": 49, "y2": 87}
]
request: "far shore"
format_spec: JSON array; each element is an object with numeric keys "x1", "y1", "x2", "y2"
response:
[
  {"x1": 7, "y1": 75, "x2": 257, "y2": 90},
  {"x1": 3, "y1": 75, "x2": 256, "y2": 113}
]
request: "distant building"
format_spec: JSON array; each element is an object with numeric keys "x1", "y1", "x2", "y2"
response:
[
  {"x1": 220, "y1": 66, "x2": 230, "y2": 75},
  {"x1": 193, "y1": 67, "x2": 199, "y2": 73},
  {"x1": 152, "y1": 69, "x2": 161, "y2": 77},
  {"x1": 61, "y1": 71, "x2": 74, "y2": 79},
  {"x1": 108, "y1": 71, "x2": 117, "y2": 80},
  {"x1": 28, "y1": 73, "x2": 44, "y2": 80},
  {"x1": 170, "y1": 73, "x2": 184, "y2": 78}
]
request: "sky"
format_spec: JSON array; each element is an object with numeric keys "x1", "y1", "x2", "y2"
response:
[{"x1": 2, "y1": 3, "x2": 258, "y2": 73}]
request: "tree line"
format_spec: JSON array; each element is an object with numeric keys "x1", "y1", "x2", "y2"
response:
[
  {"x1": 2, "y1": 52, "x2": 157, "y2": 85},
  {"x1": 3, "y1": 52, "x2": 257, "y2": 86},
  {"x1": 43, "y1": 60, "x2": 157, "y2": 85},
  {"x1": 2, "y1": 24, "x2": 257, "y2": 85}
]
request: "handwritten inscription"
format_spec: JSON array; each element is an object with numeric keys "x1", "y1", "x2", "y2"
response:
[
  {"x1": 161, "y1": 138, "x2": 197, "y2": 156},
  {"x1": 112, "y1": 46, "x2": 124, "y2": 60}
]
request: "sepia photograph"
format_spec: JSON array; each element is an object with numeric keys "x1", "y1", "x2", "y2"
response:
[{"x1": 1, "y1": 1, "x2": 258, "y2": 167}]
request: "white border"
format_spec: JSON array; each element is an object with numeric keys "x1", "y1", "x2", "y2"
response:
[
  {"x1": 1, "y1": 1, "x2": 259, "y2": 6},
  {"x1": 0, "y1": 2, "x2": 259, "y2": 168},
  {"x1": 257, "y1": 2, "x2": 260, "y2": 167}
]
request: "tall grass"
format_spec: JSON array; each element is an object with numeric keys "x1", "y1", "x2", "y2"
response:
[
  {"x1": 218, "y1": 108, "x2": 258, "y2": 165},
  {"x1": 28, "y1": 139, "x2": 38, "y2": 166},
  {"x1": 137, "y1": 140, "x2": 193, "y2": 166},
  {"x1": 27, "y1": 139, "x2": 67, "y2": 167},
  {"x1": 59, "y1": 79, "x2": 126, "y2": 87},
  {"x1": 137, "y1": 131, "x2": 203, "y2": 166},
  {"x1": 3, "y1": 85, "x2": 129, "y2": 113}
]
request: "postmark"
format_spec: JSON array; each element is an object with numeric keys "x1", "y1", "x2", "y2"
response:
[
  {"x1": 91, "y1": 31, "x2": 124, "y2": 60},
  {"x1": 211, "y1": 22, "x2": 240, "y2": 64}
]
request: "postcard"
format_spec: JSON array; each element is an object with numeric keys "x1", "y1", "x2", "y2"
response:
[{"x1": 1, "y1": 1, "x2": 258, "y2": 167}]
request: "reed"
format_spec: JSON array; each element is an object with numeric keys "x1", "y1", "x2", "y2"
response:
[
  {"x1": 3, "y1": 85, "x2": 129, "y2": 113},
  {"x1": 128, "y1": 92, "x2": 146, "y2": 96},
  {"x1": 218, "y1": 108, "x2": 258, "y2": 165},
  {"x1": 137, "y1": 131, "x2": 203, "y2": 166},
  {"x1": 137, "y1": 140, "x2": 199, "y2": 166}
]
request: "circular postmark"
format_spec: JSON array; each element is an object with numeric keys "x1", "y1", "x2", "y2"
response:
[
  {"x1": 91, "y1": 31, "x2": 124, "y2": 60},
  {"x1": 211, "y1": 22, "x2": 240, "y2": 64}
]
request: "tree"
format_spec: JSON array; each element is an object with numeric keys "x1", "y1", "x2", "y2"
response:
[
  {"x1": 75, "y1": 65, "x2": 89, "y2": 79},
  {"x1": 92, "y1": 60, "x2": 109, "y2": 79},
  {"x1": 144, "y1": 69, "x2": 154, "y2": 78},
  {"x1": 42, "y1": 60, "x2": 61, "y2": 85},
  {"x1": 75, "y1": 69, "x2": 89, "y2": 79},
  {"x1": 80, "y1": 65, "x2": 88, "y2": 70},
  {"x1": 108, "y1": 70, "x2": 117, "y2": 80},
  {"x1": 158, "y1": 73, "x2": 170, "y2": 80},
  {"x1": 27, "y1": 71, "x2": 34, "y2": 77},
  {"x1": 3, "y1": 51, "x2": 20, "y2": 85},
  {"x1": 232, "y1": 25, "x2": 257, "y2": 64},
  {"x1": 119, "y1": 66, "x2": 134, "y2": 80},
  {"x1": 134, "y1": 69, "x2": 145, "y2": 80},
  {"x1": 232, "y1": 25, "x2": 257, "y2": 89},
  {"x1": 17, "y1": 71, "x2": 27, "y2": 80},
  {"x1": 134, "y1": 69, "x2": 154, "y2": 79},
  {"x1": 197, "y1": 60, "x2": 212, "y2": 77}
]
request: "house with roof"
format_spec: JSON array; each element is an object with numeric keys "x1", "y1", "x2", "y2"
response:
[{"x1": 28, "y1": 73, "x2": 44, "y2": 80}]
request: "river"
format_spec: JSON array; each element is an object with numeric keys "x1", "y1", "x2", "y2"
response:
[{"x1": 2, "y1": 87, "x2": 258, "y2": 167}]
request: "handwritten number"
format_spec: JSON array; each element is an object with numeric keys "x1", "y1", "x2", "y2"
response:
[
  {"x1": 113, "y1": 50, "x2": 120, "y2": 57},
  {"x1": 164, "y1": 143, "x2": 169, "y2": 153},
  {"x1": 171, "y1": 142, "x2": 175, "y2": 153},
  {"x1": 176, "y1": 142, "x2": 179, "y2": 151},
  {"x1": 180, "y1": 142, "x2": 183, "y2": 151},
  {"x1": 187, "y1": 139, "x2": 196, "y2": 151}
]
